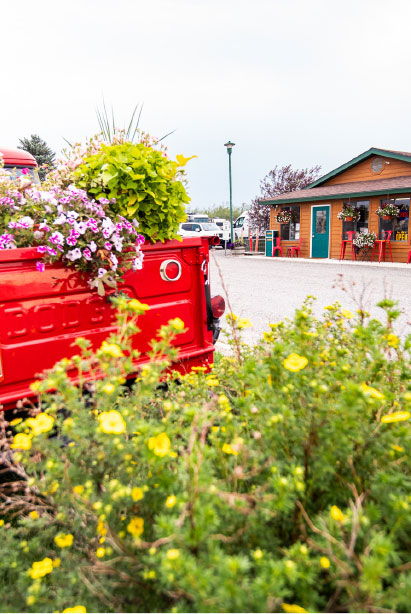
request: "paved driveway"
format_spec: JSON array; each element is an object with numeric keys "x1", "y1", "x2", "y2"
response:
[{"x1": 209, "y1": 251, "x2": 411, "y2": 349}]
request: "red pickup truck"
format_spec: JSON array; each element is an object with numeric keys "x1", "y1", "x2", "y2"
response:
[{"x1": 0, "y1": 198, "x2": 224, "y2": 414}]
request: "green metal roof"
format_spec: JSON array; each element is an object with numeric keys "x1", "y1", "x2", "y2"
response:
[{"x1": 305, "y1": 147, "x2": 411, "y2": 189}]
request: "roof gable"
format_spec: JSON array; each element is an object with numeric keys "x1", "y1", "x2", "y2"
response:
[{"x1": 306, "y1": 147, "x2": 411, "y2": 189}]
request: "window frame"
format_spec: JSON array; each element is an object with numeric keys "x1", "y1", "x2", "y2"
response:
[
  {"x1": 378, "y1": 197, "x2": 410, "y2": 242},
  {"x1": 279, "y1": 205, "x2": 300, "y2": 241},
  {"x1": 341, "y1": 200, "x2": 370, "y2": 240}
]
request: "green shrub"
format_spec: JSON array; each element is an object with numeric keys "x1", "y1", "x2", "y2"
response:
[
  {"x1": 1, "y1": 298, "x2": 410, "y2": 613},
  {"x1": 73, "y1": 143, "x2": 190, "y2": 242}
]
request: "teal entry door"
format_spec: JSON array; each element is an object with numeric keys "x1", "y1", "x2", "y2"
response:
[{"x1": 311, "y1": 206, "x2": 330, "y2": 258}]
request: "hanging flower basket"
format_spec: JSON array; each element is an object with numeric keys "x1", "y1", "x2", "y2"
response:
[
  {"x1": 276, "y1": 210, "x2": 292, "y2": 224},
  {"x1": 337, "y1": 206, "x2": 360, "y2": 222},
  {"x1": 375, "y1": 203, "x2": 400, "y2": 218}
]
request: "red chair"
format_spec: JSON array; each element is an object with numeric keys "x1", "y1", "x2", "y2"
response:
[
  {"x1": 407, "y1": 247, "x2": 411, "y2": 264},
  {"x1": 372, "y1": 230, "x2": 393, "y2": 263},
  {"x1": 272, "y1": 237, "x2": 283, "y2": 257},
  {"x1": 286, "y1": 237, "x2": 303, "y2": 257},
  {"x1": 339, "y1": 231, "x2": 356, "y2": 261}
]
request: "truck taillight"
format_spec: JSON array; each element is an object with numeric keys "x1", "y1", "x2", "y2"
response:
[
  {"x1": 211, "y1": 295, "x2": 225, "y2": 318},
  {"x1": 160, "y1": 259, "x2": 182, "y2": 281}
]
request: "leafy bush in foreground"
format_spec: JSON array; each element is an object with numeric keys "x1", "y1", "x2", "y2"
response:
[{"x1": 1, "y1": 298, "x2": 410, "y2": 613}]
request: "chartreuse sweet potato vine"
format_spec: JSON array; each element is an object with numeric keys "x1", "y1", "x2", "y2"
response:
[
  {"x1": 74, "y1": 143, "x2": 192, "y2": 242},
  {"x1": 1, "y1": 297, "x2": 411, "y2": 613}
]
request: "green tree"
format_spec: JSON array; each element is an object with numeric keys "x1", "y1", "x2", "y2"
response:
[
  {"x1": 191, "y1": 204, "x2": 245, "y2": 221},
  {"x1": 18, "y1": 134, "x2": 56, "y2": 181}
]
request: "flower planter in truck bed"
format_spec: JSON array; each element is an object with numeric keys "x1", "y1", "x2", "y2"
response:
[{"x1": 0, "y1": 237, "x2": 223, "y2": 411}]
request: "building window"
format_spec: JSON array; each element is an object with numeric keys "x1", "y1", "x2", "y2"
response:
[
  {"x1": 280, "y1": 206, "x2": 300, "y2": 240},
  {"x1": 378, "y1": 198, "x2": 409, "y2": 241},
  {"x1": 342, "y1": 200, "x2": 369, "y2": 239}
]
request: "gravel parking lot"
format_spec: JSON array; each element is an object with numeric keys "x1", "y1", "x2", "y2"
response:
[{"x1": 209, "y1": 250, "x2": 411, "y2": 350}]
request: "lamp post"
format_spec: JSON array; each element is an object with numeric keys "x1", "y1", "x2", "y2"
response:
[{"x1": 224, "y1": 140, "x2": 235, "y2": 244}]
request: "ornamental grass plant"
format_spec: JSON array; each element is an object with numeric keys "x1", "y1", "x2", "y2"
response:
[{"x1": 0, "y1": 298, "x2": 410, "y2": 613}]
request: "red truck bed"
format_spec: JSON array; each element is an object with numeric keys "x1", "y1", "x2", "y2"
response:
[{"x1": 0, "y1": 237, "x2": 216, "y2": 410}]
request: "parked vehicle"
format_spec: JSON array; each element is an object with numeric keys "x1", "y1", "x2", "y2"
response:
[
  {"x1": 0, "y1": 237, "x2": 224, "y2": 412},
  {"x1": 233, "y1": 211, "x2": 250, "y2": 239},
  {"x1": 211, "y1": 218, "x2": 230, "y2": 246},
  {"x1": 178, "y1": 221, "x2": 222, "y2": 242},
  {"x1": 186, "y1": 213, "x2": 210, "y2": 223},
  {"x1": 0, "y1": 147, "x2": 39, "y2": 183}
]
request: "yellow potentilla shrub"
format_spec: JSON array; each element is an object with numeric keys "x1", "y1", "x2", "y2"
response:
[
  {"x1": 381, "y1": 411, "x2": 410, "y2": 424},
  {"x1": 147, "y1": 432, "x2": 171, "y2": 457},
  {"x1": 99, "y1": 341, "x2": 124, "y2": 358},
  {"x1": 283, "y1": 353, "x2": 308, "y2": 372},
  {"x1": 54, "y1": 533, "x2": 74, "y2": 548},
  {"x1": 29, "y1": 557, "x2": 54, "y2": 579},
  {"x1": 62, "y1": 606, "x2": 87, "y2": 613},
  {"x1": 26, "y1": 413, "x2": 55, "y2": 436},
  {"x1": 10, "y1": 433, "x2": 32, "y2": 450},
  {"x1": 127, "y1": 516, "x2": 144, "y2": 537},
  {"x1": 98, "y1": 410, "x2": 126, "y2": 434}
]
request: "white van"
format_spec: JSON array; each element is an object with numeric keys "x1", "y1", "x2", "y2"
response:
[{"x1": 233, "y1": 211, "x2": 250, "y2": 239}]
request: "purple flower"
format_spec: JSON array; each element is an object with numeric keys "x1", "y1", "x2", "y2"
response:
[
  {"x1": 36, "y1": 261, "x2": 46, "y2": 272},
  {"x1": 83, "y1": 248, "x2": 92, "y2": 260},
  {"x1": 21, "y1": 168, "x2": 30, "y2": 175},
  {"x1": 66, "y1": 248, "x2": 82, "y2": 261},
  {"x1": 104, "y1": 241, "x2": 112, "y2": 251},
  {"x1": 37, "y1": 245, "x2": 48, "y2": 254}
]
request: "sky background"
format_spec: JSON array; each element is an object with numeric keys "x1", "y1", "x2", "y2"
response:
[{"x1": 2, "y1": 0, "x2": 411, "y2": 212}]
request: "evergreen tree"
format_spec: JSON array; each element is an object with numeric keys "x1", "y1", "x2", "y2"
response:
[{"x1": 18, "y1": 134, "x2": 56, "y2": 181}]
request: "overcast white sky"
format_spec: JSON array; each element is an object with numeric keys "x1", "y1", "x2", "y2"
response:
[{"x1": 2, "y1": 0, "x2": 411, "y2": 211}]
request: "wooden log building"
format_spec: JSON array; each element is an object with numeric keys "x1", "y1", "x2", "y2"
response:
[{"x1": 261, "y1": 147, "x2": 411, "y2": 261}]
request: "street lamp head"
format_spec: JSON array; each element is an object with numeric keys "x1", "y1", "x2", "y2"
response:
[{"x1": 224, "y1": 140, "x2": 235, "y2": 154}]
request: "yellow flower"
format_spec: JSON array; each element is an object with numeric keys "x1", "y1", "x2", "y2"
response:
[
  {"x1": 169, "y1": 317, "x2": 185, "y2": 331},
  {"x1": 381, "y1": 411, "x2": 410, "y2": 424},
  {"x1": 222, "y1": 443, "x2": 238, "y2": 456},
  {"x1": 253, "y1": 549, "x2": 263, "y2": 560},
  {"x1": 237, "y1": 318, "x2": 252, "y2": 329},
  {"x1": 127, "y1": 516, "x2": 144, "y2": 537},
  {"x1": 361, "y1": 383, "x2": 384, "y2": 400},
  {"x1": 29, "y1": 557, "x2": 53, "y2": 579},
  {"x1": 282, "y1": 604, "x2": 307, "y2": 613},
  {"x1": 386, "y1": 333, "x2": 399, "y2": 348},
  {"x1": 53, "y1": 558, "x2": 61, "y2": 568},
  {"x1": 320, "y1": 556, "x2": 330, "y2": 569},
  {"x1": 148, "y1": 432, "x2": 171, "y2": 457},
  {"x1": 222, "y1": 438, "x2": 243, "y2": 455},
  {"x1": 29, "y1": 511, "x2": 38, "y2": 519},
  {"x1": 341, "y1": 309, "x2": 353, "y2": 319},
  {"x1": 0, "y1": 520, "x2": 4, "y2": 527},
  {"x1": 392, "y1": 444, "x2": 404, "y2": 452},
  {"x1": 54, "y1": 533, "x2": 73, "y2": 548},
  {"x1": 26, "y1": 413, "x2": 54, "y2": 436},
  {"x1": 330, "y1": 505, "x2": 345, "y2": 523},
  {"x1": 97, "y1": 521, "x2": 107, "y2": 536},
  {"x1": 166, "y1": 548, "x2": 180, "y2": 560},
  {"x1": 62, "y1": 606, "x2": 87, "y2": 613},
  {"x1": 165, "y1": 495, "x2": 177, "y2": 508},
  {"x1": 30, "y1": 380, "x2": 41, "y2": 392},
  {"x1": 99, "y1": 341, "x2": 123, "y2": 358},
  {"x1": 206, "y1": 377, "x2": 219, "y2": 387},
  {"x1": 131, "y1": 486, "x2": 144, "y2": 502},
  {"x1": 102, "y1": 383, "x2": 115, "y2": 394},
  {"x1": 128, "y1": 299, "x2": 149, "y2": 313},
  {"x1": 26, "y1": 596, "x2": 36, "y2": 606},
  {"x1": 96, "y1": 547, "x2": 106, "y2": 558},
  {"x1": 283, "y1": 353, "x2": 308, "y2": 372},
  {"x1": 98, "y1": 410, "x2": 126, "y2": 434},
  {"x1": 73, "y1": 485, "x2": 84, "y2": 495},
  {"x1": 9, "y1": 417, "x2": 22, "y2": 426},
  {"x1": 10, "y1": 433, "x2": 32, "y2": 450}
]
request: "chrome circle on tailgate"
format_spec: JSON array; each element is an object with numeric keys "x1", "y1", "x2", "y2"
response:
[{"x1": 160, "y1": 259, "x2": 182, "y2": 281}]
